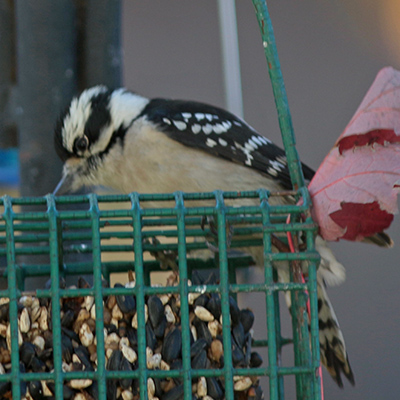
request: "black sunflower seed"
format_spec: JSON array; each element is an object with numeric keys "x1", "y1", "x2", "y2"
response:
[
  {"x1": 114, "y1": 283, "x2": 136, "y2": 314},
  {"x1": 193, "y1": 319, "x2": 212, "y2": 346},
  {"x1": 161, "y1": 383, "x2": 184, "y2": 400},
  {"x1": 250, "y1": 352, "x2": 263, "y2": 368},
  {"x1": 190, "y1": 338, "x2": 207, "y2": 358},
  {"x1": 0, "y1": 381, "x2": 10, "y2": 397},
  {"x1": 206, "y1": 377, "x2": 224, "y2": 400},
  {"x1": 232, "y1": 322, "x2": 245, "y2": 348},
  {"x1": 148, "y1": 295, "x2": 164, "y2": 328},
  {"x1": 61, "y1": 309, "x2": 75, "y2": 329},
  {"x1": 229, "y1": 296, "x2": 240, "y2": 326},
  {"x1": 20, "y1": 342, "x2": 36, "y2": 368},
  {"x1": 153, "y1": 315, "x2": 167, "y2": 338},
  {"x1": 193, "y1": 294, "x2": 209, "y2": 308},
  {"x1": 206, "y1": 293, "x2": 221, "y2": 320},
  {"x1": 61, "y1": 334, "x2": 73, "y2": 364},
  {"x1": 30, "y1": 356, "x2": 46, "y2": 372},
  {"x1": 162, "y1": 328, "x2": 182, "y2": 362},
  {"x1": 127, "y1": 327, "x2": 138, "y2": 349},
  {"x1": 75, "y1": 346, "x2": 93, "y2": 371},
  {"x1": 240, "y1": 308, "x2": 255, "y2": 333},
  {"x1": 119, "y1": 356, "x2": 133, "y2": 390},
  {"x1": 146, "y1": 322, "x2": 157, "y2": 351},
  {"x1": 28, "y1": 381, "x2": 43, "y2": 400},
  {"x1": 191, "y1": 349, "x2": 208, "y2": 369}
]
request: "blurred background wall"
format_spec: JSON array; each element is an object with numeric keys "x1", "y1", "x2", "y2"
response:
[{"x1": 1, "y1": 1, "x2": 399, "y2": 399}]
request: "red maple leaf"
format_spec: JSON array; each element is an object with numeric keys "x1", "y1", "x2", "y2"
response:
[{"x1": 308, "y1": 67, "x2": 400, "y2": 242}]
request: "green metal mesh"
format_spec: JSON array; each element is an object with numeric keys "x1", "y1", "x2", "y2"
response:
[
  {"x1": 0, "y1": 190, "x2": 321, "y2": 400},
  {"x1": 0, "y1": 1, "x2": 322, "y2": 399}
]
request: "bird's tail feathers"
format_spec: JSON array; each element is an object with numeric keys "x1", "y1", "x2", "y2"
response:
[
  {"x1": 316, "y1": 281, "x2": 355, "y2": 387},
  {"x1": 276, "y1": 264, "x2": 354, "y2": 387},
  {"x1": 363, "y1": 231, "x2": 393, "y2": 248},
  {"x1": 315, "y1": 236, "x2": 346, "y2": 286}
]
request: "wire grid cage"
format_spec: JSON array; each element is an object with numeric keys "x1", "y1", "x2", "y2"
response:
[
  {"x1": 0, "y1": 1, "x2": 322, "y2": 400},
  {"x1": 0, "y1": 190, "x2": 320, "y2": 400}
]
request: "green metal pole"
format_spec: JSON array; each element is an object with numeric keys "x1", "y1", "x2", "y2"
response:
[
  {"x1": 251, "y1": 0, "x2": 305, "y2": 191},
  {"x1": 129, "y1": 193, "x2": 148, "y2": 400},
  {"x1": 46, "y1": 195, "x2": 64, "y2": 399},
  {"x1": 3, "y1": 196, "x2": 21, "y2": 399},
  {"x1": 251, "y1": 2, "x2": 318, "y2": 399},
  {"x1": 259, "y1": 189, "x2": 279, "y2": 399},
  {"x1": 215, "y1": 191, "x2": 235, "y2": 400},
  {"x1": 88, "y1": 194, "x2": 107, "y2": 400},
  {"x1": 174, "y1": 192, "x2": 193, "y2": 399},
  {"x1": 306, "y1": 228, "x2": 322, "y2": 400}
]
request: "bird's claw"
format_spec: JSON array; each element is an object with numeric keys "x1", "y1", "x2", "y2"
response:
[
  {"x1": 144, "y1": 237, "x2": 178, "y2": 270},
  {"x1": 200, "y1": 216, "x2": 234, "y2": 252}
]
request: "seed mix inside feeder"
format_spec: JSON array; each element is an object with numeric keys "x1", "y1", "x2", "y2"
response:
[{"x1": 0, "y1": 272, "x2": 264, "y2": 400}]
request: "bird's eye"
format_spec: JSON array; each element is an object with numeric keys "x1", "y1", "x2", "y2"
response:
[{"x1": 74, "y1": 136, "x2": 89, "y2": 155}]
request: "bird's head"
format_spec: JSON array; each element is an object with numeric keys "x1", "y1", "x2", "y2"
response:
[{"x1": 53, "y1": 85, "x2": 148, "y2": 194}]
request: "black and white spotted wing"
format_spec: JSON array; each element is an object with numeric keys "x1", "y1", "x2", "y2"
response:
[{"x1": 141, "y1": 98, "x2": 314, "y2": 190}]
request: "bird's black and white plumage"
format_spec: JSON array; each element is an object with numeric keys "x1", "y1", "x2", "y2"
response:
[
  {"x1": 54, "y1": 85, "x2": 357, "y2": 386},
  {"x1": 54, "y1": 86, "x2": 316, "y2": 195}
]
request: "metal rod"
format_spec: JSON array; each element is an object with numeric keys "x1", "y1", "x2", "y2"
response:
[
  {"x1": 129, "y1": 192, "x2": 148, "y2": 400},
  {"x1": 175, "y1": 192, "x2": 192, "y2": 399},
  {"x1": 259, "y1": 189, "x2": 279, "y2": 399},
  {"x1": 3, "y1": 197, "x2": 22, "y2": 399},
  {"x1": 217, "y1": 0, "x2": 244, "y2": 118},
  {"x1": 46, "y1": 195, "x2": 64, "y2": 399},
  {"x1": 215, "y1": 191, "x2": 235, "y2": 400},
  {"x1": 251, "y1": 0, "x2": 305, "y2": 190}
]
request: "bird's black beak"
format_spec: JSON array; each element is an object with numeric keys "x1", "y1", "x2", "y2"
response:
[{"x1": 53, "y1": 173, "x2": 74, "y2": 195}]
